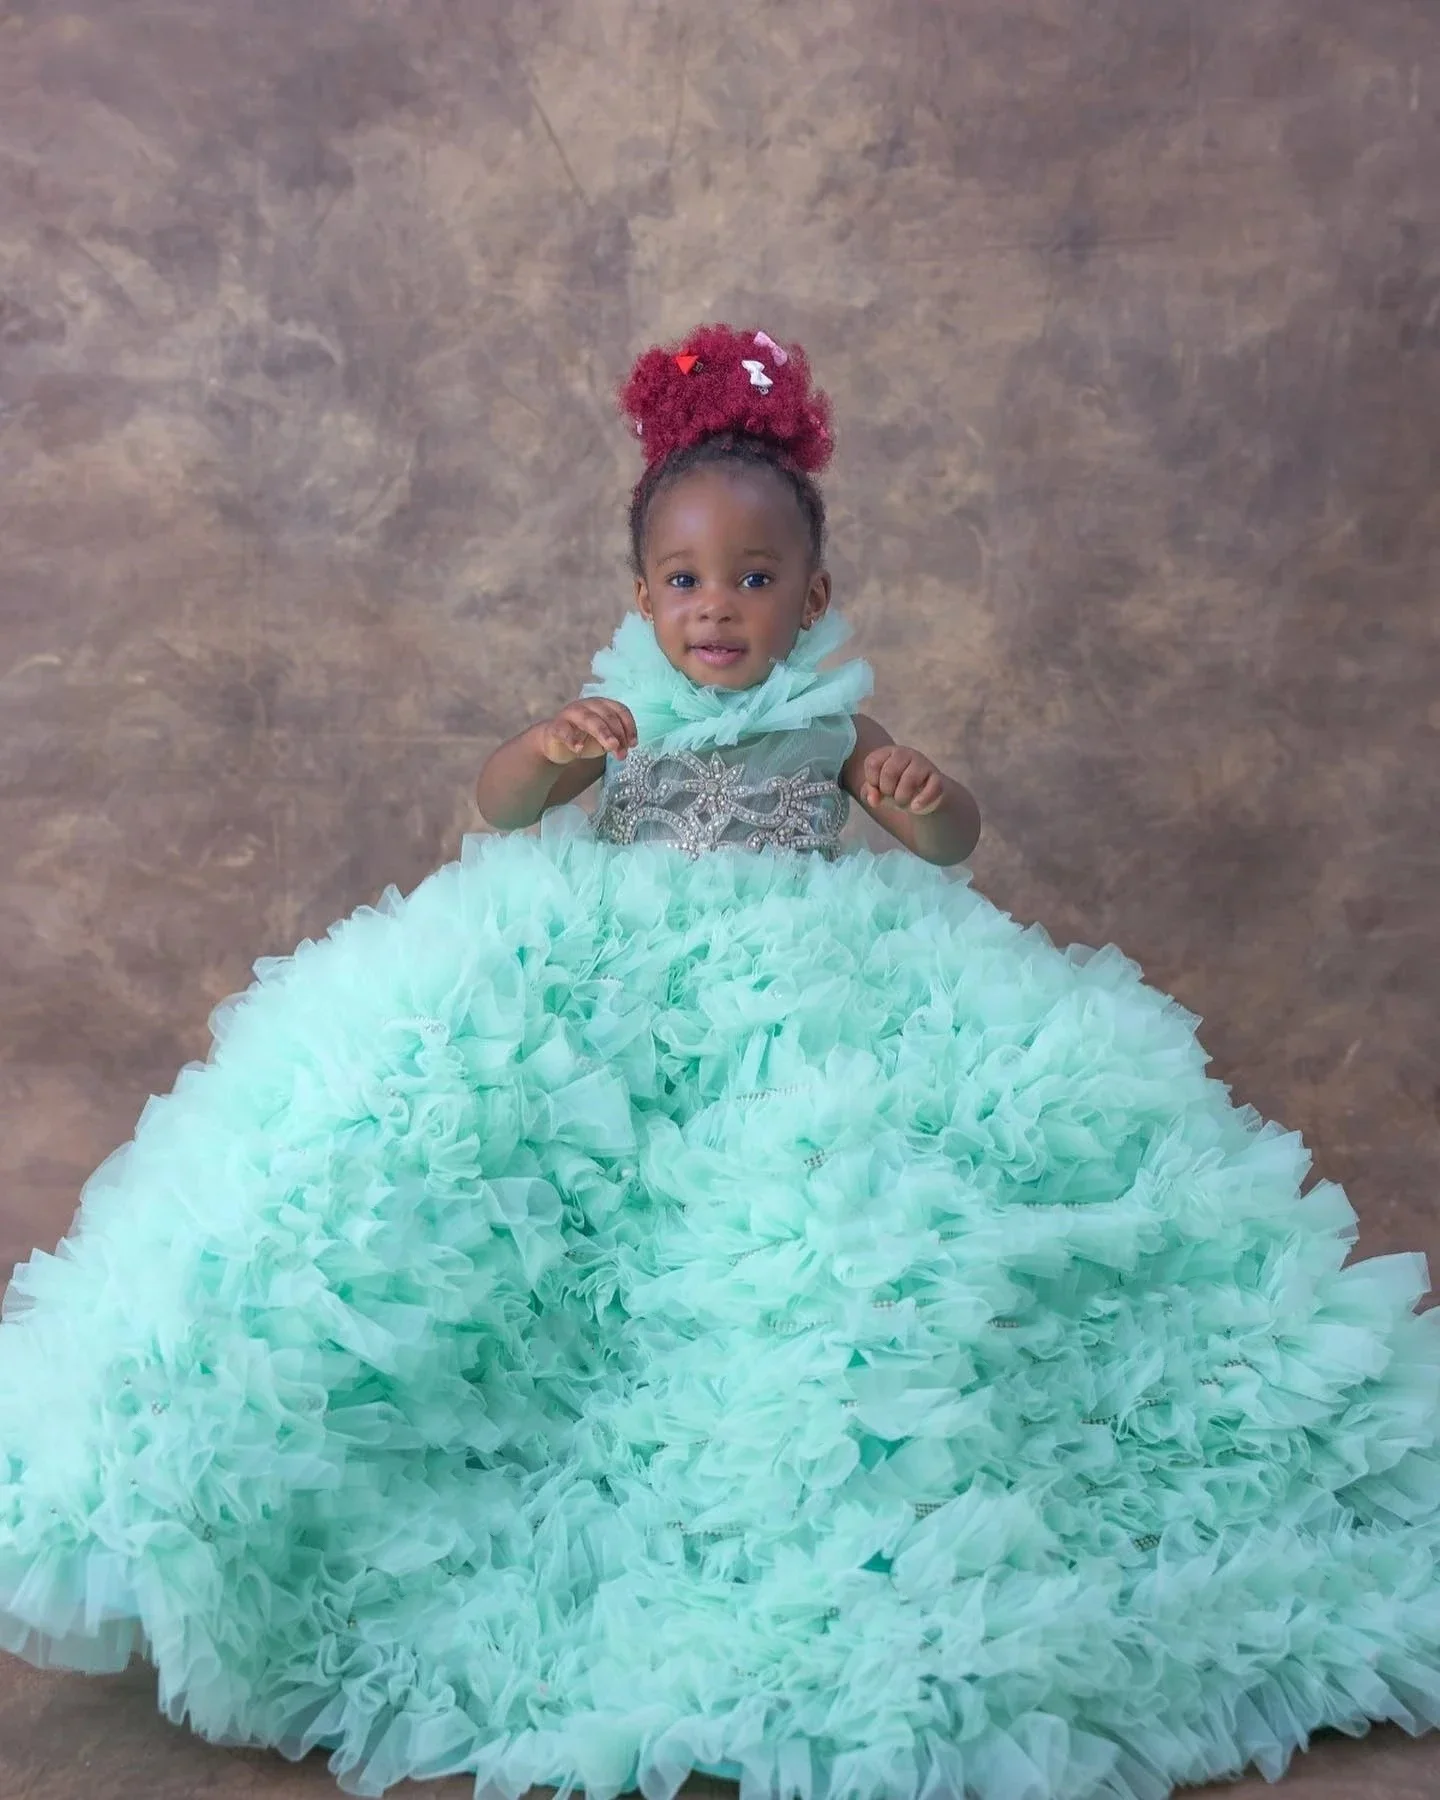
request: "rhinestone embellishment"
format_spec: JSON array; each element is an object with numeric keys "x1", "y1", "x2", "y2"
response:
[{"x1": 591, "y1": 746, "x2": 848, "y2": 859}]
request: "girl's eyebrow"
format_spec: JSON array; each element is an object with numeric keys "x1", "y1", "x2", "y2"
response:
[{"x1": 655, "y1": 545, "x2": 780, "y2": 568}]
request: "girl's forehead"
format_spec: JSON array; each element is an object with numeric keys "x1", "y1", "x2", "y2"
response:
[{"x1": 647, "y1": 463, "x2": 807, "y2": 545}]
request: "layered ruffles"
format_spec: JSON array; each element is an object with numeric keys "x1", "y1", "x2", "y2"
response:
[{"x1": 3, "y1": 821, "x2": 1439, "y2": 1799}]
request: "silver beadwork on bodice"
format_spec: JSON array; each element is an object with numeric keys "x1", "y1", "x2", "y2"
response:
[{"x1": 591, "y1": 728, "x2": 851, "y2": 859}]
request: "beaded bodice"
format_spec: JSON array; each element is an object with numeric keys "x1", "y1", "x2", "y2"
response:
[{"x1": 591, "y1": 724, "x2": 852, "y2": 859}]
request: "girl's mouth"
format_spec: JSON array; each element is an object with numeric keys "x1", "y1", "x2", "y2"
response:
[{"x1": 690, "y1": 643, "x2": 746, "y2": 668}]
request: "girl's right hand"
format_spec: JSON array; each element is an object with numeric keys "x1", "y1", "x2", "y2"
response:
[{"x1": 537, "y1": 699, "x2": 638, "y2": 765}]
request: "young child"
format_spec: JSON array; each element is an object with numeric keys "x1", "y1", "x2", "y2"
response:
[
  {"x1": 2, "y1": 324, "x2": 1438, "y2": 1800},
  {"x1": 474, "y1": 327, "x2": 980, "y2": 868}
]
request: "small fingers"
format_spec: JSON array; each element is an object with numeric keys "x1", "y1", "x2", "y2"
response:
[
  {"x1": 894, "y1": 759, "x2": 944, "y2": 810},
  {"x1": 612, "y1": 702, "x2": 638, "y2": 749},
  {"x1": 595, "y1": 700, "x2": 637, "y2": 758},
  {"x1": 892, "y1": 760, "x2": 931, "y2": 807},
  {"x1": 909, "y1": 773, "x2": 945, "y2": 815},
  {"x1": 580, "y1": 709, "x2": 622, "y2": 755},
  {"x1": 565, "y1": 703, "x2": 624, "y2": 756},
  {"x1": 863, "y1": 747, "x2": 905, "y2": 802},
  {"x1": 862, "y1": 747, "x2": 944, "y2": 814}
]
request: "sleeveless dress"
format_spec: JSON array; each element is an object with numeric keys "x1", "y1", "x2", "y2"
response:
[{"x1": 3, "y1": 612, "x2": 1439, "y2": 1800}]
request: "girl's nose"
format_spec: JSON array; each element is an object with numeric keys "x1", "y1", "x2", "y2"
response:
[{"x1": 695, "y1": 583, "x2": 737, "y2": 619}]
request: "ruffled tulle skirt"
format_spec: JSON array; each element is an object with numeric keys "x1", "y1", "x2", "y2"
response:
[{"x1": 3, "y1": 816, "x2": 1439, "y2": 1800}]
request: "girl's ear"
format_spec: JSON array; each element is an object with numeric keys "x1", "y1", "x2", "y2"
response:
[
  {"x1": 800, "y1": 567, "x2": 832, "y2": 630},
  {"x1": 634, "y1": 576, "x2": 653, "y2": 620}
]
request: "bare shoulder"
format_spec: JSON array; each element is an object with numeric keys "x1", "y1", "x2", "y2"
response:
[
  {"x1": 847, "y1": 712, "x2": 894, "y2": 762},
  {"x1": 842, "y1": 713, "x2": 893, "y2": 791}
]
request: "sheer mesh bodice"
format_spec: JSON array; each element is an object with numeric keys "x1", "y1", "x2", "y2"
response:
[{"x1": 590, "y1": 719, "x2": 854, "y2": 858}]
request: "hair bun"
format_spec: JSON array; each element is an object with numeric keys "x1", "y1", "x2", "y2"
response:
[{"x1": 619, "y1": 324, "x2": 833, "y2": 473}]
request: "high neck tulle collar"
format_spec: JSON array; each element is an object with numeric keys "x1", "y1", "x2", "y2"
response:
[{"x1": 582, "y1": 611, "x2": 874, "y2": 753}]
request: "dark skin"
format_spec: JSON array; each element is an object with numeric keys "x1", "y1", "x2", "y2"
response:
[{"x1": 475, "y1": 464, "x2": 981, "y2": 867}]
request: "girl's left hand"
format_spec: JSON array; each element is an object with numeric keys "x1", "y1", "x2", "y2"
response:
[{"x1": 860, "y1": 744, "x2": 945, "y2": 815}]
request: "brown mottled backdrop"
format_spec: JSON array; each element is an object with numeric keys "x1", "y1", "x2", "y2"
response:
[{"x1": 2, "y1": 2, "x2": 1439, "y2": 1796}]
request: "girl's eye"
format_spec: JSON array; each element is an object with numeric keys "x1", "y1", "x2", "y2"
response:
[{"x1": 665, "y1": 571, "x2": 771, "y2": 591}]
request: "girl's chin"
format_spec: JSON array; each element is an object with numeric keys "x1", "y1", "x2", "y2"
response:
[{"x1": 686, "y1": 661, "x2": 769, "y2": 690}]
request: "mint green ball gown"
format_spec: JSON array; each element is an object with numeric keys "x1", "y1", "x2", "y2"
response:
[{"x1": 2, "y1": 614, "x2": 1438, "y2": 1800}]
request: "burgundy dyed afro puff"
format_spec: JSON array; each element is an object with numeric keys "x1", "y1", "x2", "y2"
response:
[{"x1": 619, "y1": 324, "x2": 833, "y2": 475}]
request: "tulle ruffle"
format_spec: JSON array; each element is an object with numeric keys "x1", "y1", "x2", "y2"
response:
[
  {"x1": 3, "y1": 823, "x2": 1440, "y2": 1800},
  {"x1": 582, "y1": 611, "x2": 873, "y2": 753}
]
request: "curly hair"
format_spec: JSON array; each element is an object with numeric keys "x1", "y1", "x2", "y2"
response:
[{"x1": 619, "y1": 324, "x2": 834, "y2": 574}]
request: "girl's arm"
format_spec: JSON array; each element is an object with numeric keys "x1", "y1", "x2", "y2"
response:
[
  {"x1": 476, "y1": 699, "x2": 637, "y2": 831},
  {"x1": 841, "y1": 713, "x2": 981, "y2": 867}
]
